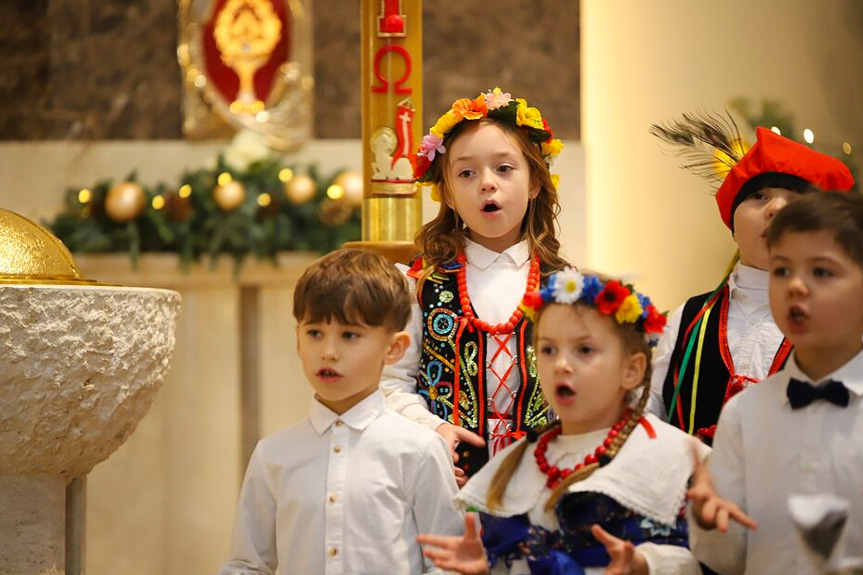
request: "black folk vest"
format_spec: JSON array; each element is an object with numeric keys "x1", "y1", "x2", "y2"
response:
[
  {"x1": 662, "y1": 286, "x2": 790, "y2": 444},
  {"x1": 413, "y1": 260, "x2": 550, "y2": 477}
]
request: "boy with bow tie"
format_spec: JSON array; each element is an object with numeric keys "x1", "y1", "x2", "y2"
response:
[{"x1": 687, "y1": 191, "x2": 863, "y2": 574}]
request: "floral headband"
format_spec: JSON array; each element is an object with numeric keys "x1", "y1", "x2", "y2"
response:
[
  {"x1": 519, "y1": 268, "x2": 667, "y2": 346},
  {"x1": 412, "y1": 87, "x2": 564, "y2": 200}
]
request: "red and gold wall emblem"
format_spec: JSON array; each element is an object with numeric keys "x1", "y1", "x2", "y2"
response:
[{"x1": 178, "y1": 0, "x2": 312, "y2": 150}]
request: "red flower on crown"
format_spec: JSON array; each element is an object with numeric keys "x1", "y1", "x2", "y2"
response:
[
  {"x1": 411, "y1": 153, "x2": 432, "y2": 181},
  {"x1": 643, "y1": 305, "x2": 667, "y2": 334},
  {"x1": 542, "y1": 118, "x2": 555, "y2": 142},
  {"x1": 596, "y1": 281, "x2": 629, "y2": 315}
]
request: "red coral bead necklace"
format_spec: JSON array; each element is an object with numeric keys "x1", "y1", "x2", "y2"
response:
[
  {"x1": 534, "y1": 409, "x2": 632, "y2": 489},
  {"x1": 456, "y1": 252, "x2": 540, "y2": 335}
]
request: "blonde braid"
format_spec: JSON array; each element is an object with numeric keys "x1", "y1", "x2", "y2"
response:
[{"x1": 487, "y1": 420, "x2": 560, "y2": 512}]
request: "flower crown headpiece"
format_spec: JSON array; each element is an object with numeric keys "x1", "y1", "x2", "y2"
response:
[
  {"x1": 412, "y1": 88, "x2": 564, "y2": 199},
  {"x1": 519, "y1": 268, "x2": 667, "y2": 346}
]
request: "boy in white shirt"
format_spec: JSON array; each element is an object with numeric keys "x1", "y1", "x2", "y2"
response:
[
  {"x1": 219, "y1": 249, "x2": 463, "y2": 575},
  {"x1": 688, "y1": 192, "x2": 863, "y2": 574}
]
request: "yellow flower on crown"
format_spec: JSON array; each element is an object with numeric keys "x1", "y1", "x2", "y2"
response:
[
  {"x1": 429, "y1": 183, "x2": 442, "y2": 202},
  {"x1": 615, "y1": 294, "x2": 644, "y2": 324},
  {"x1": 430, "y1": 110, "x2": 463, "y2": 137},
  {"x1": 515, "y1": 98, "x2": 545, "y2": 131},
  {"x1": 542, "y1": 138, "x2": 564, "y2": 159}
]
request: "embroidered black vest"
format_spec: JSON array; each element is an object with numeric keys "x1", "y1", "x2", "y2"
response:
[
  {"x1": 662, "y1": 287, "x2": 791, "y2": 444},
  {"x1": 414, "y1": 262, "x2": 550, "y2": 477}
]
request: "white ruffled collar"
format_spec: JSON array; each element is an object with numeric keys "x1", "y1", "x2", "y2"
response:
[{"x1": 456, "y1": 414, "x2": 710, "y2": 526}]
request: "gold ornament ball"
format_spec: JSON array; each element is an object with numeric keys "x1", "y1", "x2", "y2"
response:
[
  {"x1": 214, "y1": 180, "x2": 247, "y2": 211},
  {"x1": 284, "y1": 174, "x2": 317, "y2": 205},
  {"x1": 105, "y1": 181, "x2": 147, "y2": 223},
  {"x1": 334, "y1": 171, "x2": 364, "y2": 207},
  {"x1": 318, "y1": 198, "x2": 353, "y2": 227}
]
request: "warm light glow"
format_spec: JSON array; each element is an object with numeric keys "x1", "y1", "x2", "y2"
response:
[
  {"x1": 78, "y1": 189, "x2": 92, "y2": 204},
  {"x1": 278, "y1": 168, "x2": 294, "y2": 182},
  {"x1": 194, "y1": 75, "x2": 207, "y2": 88},
  {"x1": 770, "y1": 126, "x2": 781, "y2": 135},
  {"x1": 803, "y1": 128, "x2": 814, "y2": 144},
  {"x1": 327, "y1": 185, "x2": 344, "y2": 200},
  {"x1": 255, "y1": 111, "x2": 270, "y2": 123},
  {"x1": 178, "y1": 184, "x2": 192, "y2": 198},
  {"x1": 152, "y1": 195, "x2": 165, "y2": 210},
  {"x1": 843, "y1": 142, "x2": 852, "y2": 155},
  {"x1": 217, "y1": 172, "x2": 233, "y2": 186},
  {"x1": 257, "y1": 193, "x2": 272, "y2": 207}
]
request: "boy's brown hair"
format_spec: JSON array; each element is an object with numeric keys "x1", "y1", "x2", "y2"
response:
[
  {"x1": 767, "y1": 191, "x2": 863, "y2": 271},
  {"x1": 293, "y1": 249, "x2": 411, "y2": 332}
]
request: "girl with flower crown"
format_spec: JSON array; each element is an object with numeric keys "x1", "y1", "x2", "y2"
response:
[
  {"x1": 418, "y1": 270, "x2": 708, "y2": 575},
  {"x1": 380, "y1": 88, "x2": 568, "y2": 483}
]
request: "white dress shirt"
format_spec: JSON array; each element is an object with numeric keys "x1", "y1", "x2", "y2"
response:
[
  {"x1": 457, "y1": 414, "x2": 707, "y2": 575},
  {"x1": 381, "y1": 239, "x2": 534, "y2": 456},
  {"x1": 648, "y1": 263, "x2": 786, "y2": 420},
  {"x1": 689, "y1": 349, "x2": 863, "y2": 575},
  {"x1": 219, "y1": 391, "x2": 463, "y2": 575}
]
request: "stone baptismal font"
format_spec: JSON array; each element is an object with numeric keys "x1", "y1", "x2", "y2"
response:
[{"x1": 0, "y1": 208, "x2": 181, "y2": 575}]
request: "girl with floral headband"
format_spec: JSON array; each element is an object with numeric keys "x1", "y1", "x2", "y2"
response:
[
  {"x1": 419, "y1": 269, "x2": 708, "y2": 575},
  {"x1": 381, "y1": 88, "x2": 568, "y2": 483}
]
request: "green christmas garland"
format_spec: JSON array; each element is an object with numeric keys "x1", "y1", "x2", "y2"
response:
[{"x1": 47, "y1": 155, "x2": 362, "y2": 273}]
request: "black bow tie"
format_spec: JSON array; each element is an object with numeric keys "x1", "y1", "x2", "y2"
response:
[{"x1": 787, "y1": 378, "x2": 850, "y2": 409}]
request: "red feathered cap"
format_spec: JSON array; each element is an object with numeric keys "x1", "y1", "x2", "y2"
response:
[{"x1": 716, "y1": 127, "x2": 855, "y2": 228}]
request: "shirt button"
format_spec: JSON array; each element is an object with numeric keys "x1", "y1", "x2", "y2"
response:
[
  {"x1": 329, "y1": 547, "x2": 338, "y2": 556},
  {"x1": 329, "y1": 493, "x2": 338, "y2": 503},
  {"x1": 333, "y1": 445, "x2": 342, "y2": 453},
  {"x1": 334, "y1": 421, "x2": 343, "y2": 427}
]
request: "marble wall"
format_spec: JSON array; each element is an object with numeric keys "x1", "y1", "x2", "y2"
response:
[{"x1": 0, "y1": 0, "x2": 580, "y2": 141}]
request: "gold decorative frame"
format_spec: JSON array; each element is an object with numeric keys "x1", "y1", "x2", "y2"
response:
[{"x1": 177, "y1": 0, "x2": 313, "y2": 151}]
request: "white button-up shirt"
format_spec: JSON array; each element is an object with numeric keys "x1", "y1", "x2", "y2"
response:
[
  {"x1": 689, "y1": 350, "x2": 863, "y2": 574},
  {"x1": 219, "y1": 391, "x2": 463, "y2": 575},
  {"x1": 381, "y1": 239, "x2": 533, "y2": 457},
  {"x1": 648, "y1": 263, "x2": 786, "y2": 420}
]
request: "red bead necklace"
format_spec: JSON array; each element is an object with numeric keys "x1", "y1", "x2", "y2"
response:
[
  {"x1": 533, "y1": 410, "x2": 632, "y2": 489},
  {"x1": 456, "y1": 252, "x2": 540, "y2": 335}
]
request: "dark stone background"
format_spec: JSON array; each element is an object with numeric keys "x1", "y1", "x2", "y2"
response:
[{"x1": 0, "y1": 0, "x2": 579, "y2": 141}]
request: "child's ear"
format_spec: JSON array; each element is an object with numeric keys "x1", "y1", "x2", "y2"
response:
[
  {"x1": 384, "y1": 331, "x2": 411, "y2": 365},
  {"x1": 443, "y1": 189, "x2": 455, "y2": 210},
  {"x1": 528, "y1": 180, "x2": 541, "y2": 200},
  {"x1": 622, "y1": 351, "x2": 647, "y2": 391}
]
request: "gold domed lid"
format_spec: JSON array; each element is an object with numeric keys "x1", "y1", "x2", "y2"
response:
[{"x1": 0, "y1": 209, "x2": 96, "y2": 284}]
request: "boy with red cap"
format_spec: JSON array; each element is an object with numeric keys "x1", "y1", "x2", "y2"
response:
[{"x1": 648, "y1": 123, "x2": 854, "y2": 443}]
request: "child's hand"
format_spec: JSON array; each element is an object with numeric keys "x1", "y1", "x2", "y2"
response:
[
  {"x1": 687, "y1": 441, "x2": 757, "y2": 532},
  {"x1": 418, "y1": 513, "x2": 490, "y2": 575},
  {"x1": 435, "y1": 423, "x2": 484, "y2": 486},
  {"x1": 436, "y1": 423, "x2": 486, "y2": 459},
  {"x1": 591, "y1": 525, "x2": 647, "y2": 575}
]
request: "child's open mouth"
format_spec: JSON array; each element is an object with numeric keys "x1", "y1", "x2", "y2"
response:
[
  {"x1": 554, "y1": 383, "x2": 576, "y2": 403},
  {"x1": 481, "y1": 201, "x2": 501, "y2": 214},
  {"x1": 788, "y1": 305, "x2": 808, "y2": 327}
]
